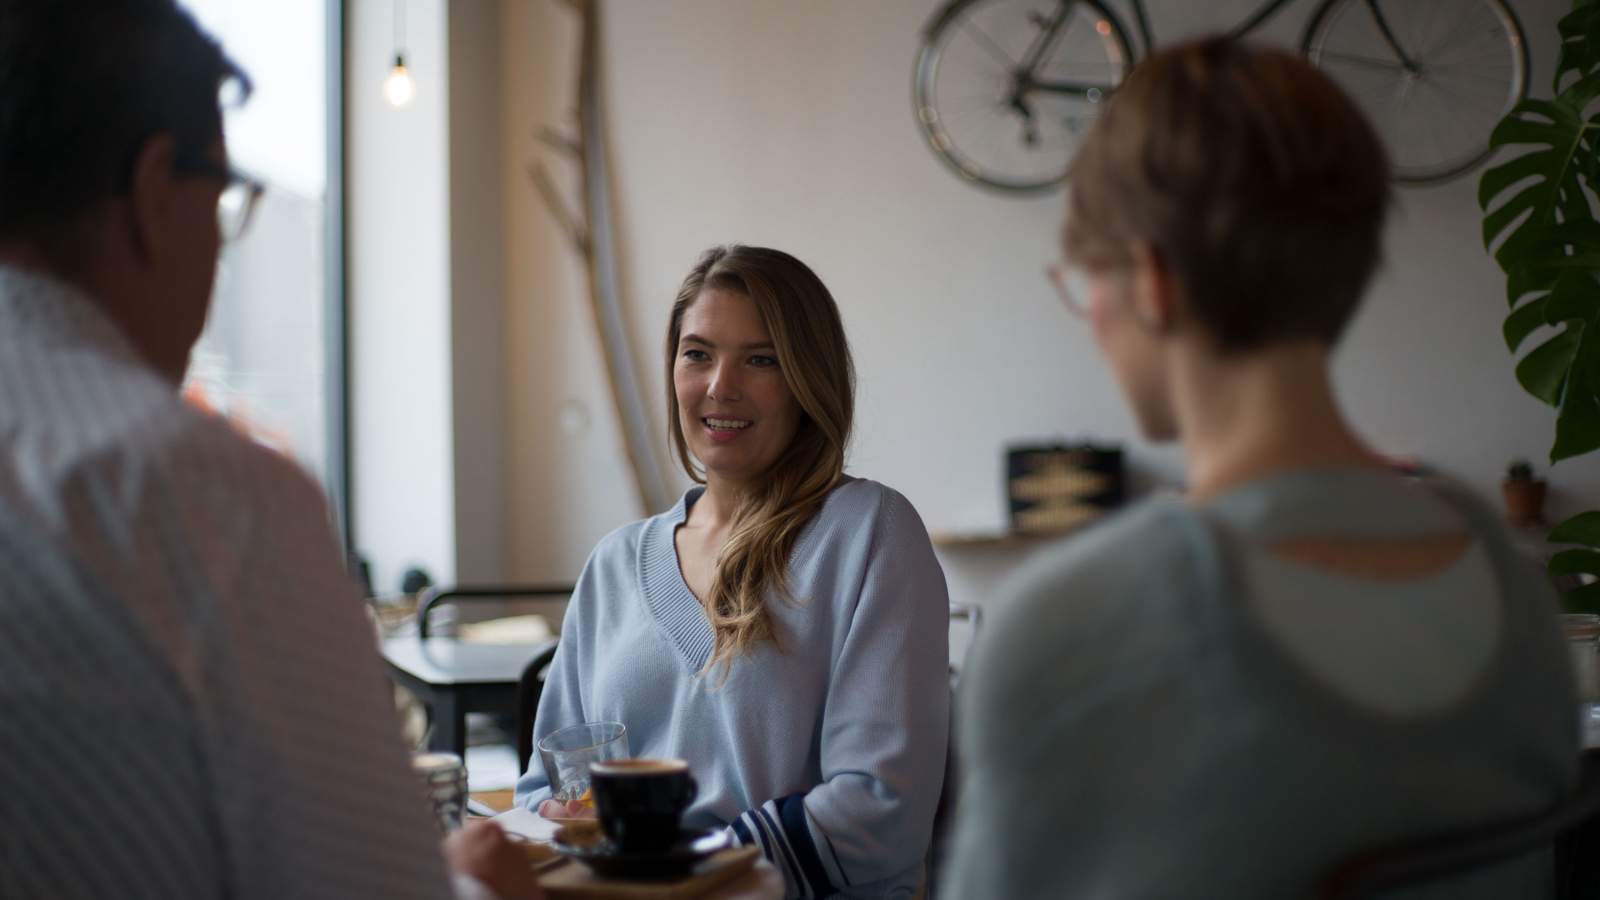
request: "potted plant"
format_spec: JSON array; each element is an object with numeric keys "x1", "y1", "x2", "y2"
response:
[
  {"x1": 1503, "y1": 459, "x2": 1549, "y2": 526},
  {"x1": 1479, "y1": 0, "x2": 1600, "y2": 613}
]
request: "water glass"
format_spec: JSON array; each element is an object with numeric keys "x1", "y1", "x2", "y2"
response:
[
  {"x1": 1563, "y1": 614, "x2": 1600, "y2": 704},
  {"x1": 538, "y1": 721, "x2": 629, "y2": 804}
]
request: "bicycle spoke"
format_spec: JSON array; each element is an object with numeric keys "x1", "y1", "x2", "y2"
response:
[
  {"x1": 1425, "y1": 80, "x2": 1484, "y2": 152},
  {"x1": 1428, "y1": 58, "x2": 1513, "y2": 90},
  {"x1": 1422, "y1": 3, "x2": 1480, "y2": 61},
  {"x1": 1037, "y1": 56, "x2": 1122, "y2": 79},
  {"x1": 935, "y1": 93, "x2": 1008, "y2": 112},
  {"x1": 1376, "y1": 0, "x2": 1431, "y2": 63},
  {"x1": 959, "y1": 15, "x2": 1022, "y2": 71},
  {"x1": 1429, "y1": 64, "x2": 1512, "y2": 89},
  {"x1": 1410, "y1": 0, "x2": 1444, "y2": 62},
  {"x1": 1425, "y1": 71, "x2": 1513, "y2": 118},
  {"x1": 937, "y1": 78, "x2": 1010, "y2": 106},
  {"x1": 1424, "y1": 112, "x2": 1449, "y2": 170},
  {"x1": 1430, "y1": 42, "x2": 1513, "y2": 70},
  {"x1": 1319, "y1": 50, "x2": 1407, "y2": 74},
  {"x1": 932, "y1": 101, "x2": 1004, "y2": 125},
  {"x1": 1428, "y1": 19, "x2": 1507, "y2": 59},
  {"x1": 1436, "y1": 84, "x2": 1483, "y2": 168}
]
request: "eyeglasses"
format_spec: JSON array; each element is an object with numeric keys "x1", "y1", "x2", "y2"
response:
[
  {"x1": 1046, "y1": 262, "x2": 1094, "y2": 317},
  {"x1": 175, "y1": 158, "x2": 265, "y2": 243}
]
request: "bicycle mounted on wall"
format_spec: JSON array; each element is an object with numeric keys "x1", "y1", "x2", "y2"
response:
[{"x1": 913, "y1": 0, "x2": 1529, "y2": 192}]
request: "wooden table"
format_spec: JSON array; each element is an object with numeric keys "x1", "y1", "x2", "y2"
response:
[
  {"x1": 491, "y1": 807, "x2": 785, "y2": 899},
  {"x1": 381, "y1": 636, "x2": 556, "y2": 758}
]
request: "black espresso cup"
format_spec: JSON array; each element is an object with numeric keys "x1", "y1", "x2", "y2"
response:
[{"x1": 589, "y1": 758, "x2": 699, "y2": 855}]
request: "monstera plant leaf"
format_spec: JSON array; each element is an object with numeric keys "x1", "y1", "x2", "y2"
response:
[
  {"x1": 1480, "y1": 7, "x2": 1600, "y2": 463},
  {"x1": 1550, "y1": 512, "x2": 1600, "y2": 613},
  {"x1": 1480, "y1": 1, "x2": 1600, "y2": 610}
]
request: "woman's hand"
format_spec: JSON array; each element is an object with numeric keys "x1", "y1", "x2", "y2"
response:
[
  {"x1": 537, "y1": 797, "x2": 597, "y2": 820},
  {"x1": 442, "y1": 820, "x2": 545, "y2": 899}
]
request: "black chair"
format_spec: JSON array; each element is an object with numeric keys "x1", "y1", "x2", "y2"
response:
[
  {"x1": 947, "y1": 601, "x2": 982, "y2": 687},
  {"x1": 927, "y1": 602, "x2": 984, "y2": 897},
  {"x1": 414, "y1": 584, "x2": 571, "y2": 771},
  {"x1": 415, "y1": 583, "x2": 574, "y2": 639},
  {"x1": 515, "y1": 641, "x2": 561, "y2": 776},
  {"x1": 1322, "y1": 749, "x2": 1600, "y2": 899}
]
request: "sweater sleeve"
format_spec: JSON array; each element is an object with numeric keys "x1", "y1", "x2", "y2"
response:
[{"x1": 729, "y1": 491, "x2": 951, "y2": 899}]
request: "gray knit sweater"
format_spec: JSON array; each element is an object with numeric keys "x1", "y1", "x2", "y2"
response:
[
  {"x1": 945, "y1": 467, "x2": 1578, "y2": 899},
  {"x1": 515, "y1": 477, "x2": 951, "y2": 899}
]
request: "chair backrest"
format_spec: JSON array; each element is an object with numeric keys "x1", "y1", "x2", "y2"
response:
[
  {"x1": 416, "y1": 584, "x2": 574, "y2": 639},
  {"x1": 1322, "y1": 749, "x2": 1600, "y2": 899},
  {"x1": 948, "y1": 601, "x2": 982, "y2": 630},
  {"x1": 928, "y1": 603, "x2": 982, "y2": 897},
  {"x1": 948, "y1": 601, "x2": 982, "y2": 687},
  {"x1": 516, "y1": 641, "x2": 561, "y2": 777}
]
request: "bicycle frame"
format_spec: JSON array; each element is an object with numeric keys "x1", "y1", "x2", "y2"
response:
[{"x1": 1024, "y1": 0, "x2": 1418, "y2": 97}]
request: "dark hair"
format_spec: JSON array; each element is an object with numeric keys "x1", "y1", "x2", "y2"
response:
[
  {"x1": 1065, "y1": 37, "x2": 1391, "y2": 353},
  {"x1": 0, "y1": 0, "x2": 250, "y2": 242}
]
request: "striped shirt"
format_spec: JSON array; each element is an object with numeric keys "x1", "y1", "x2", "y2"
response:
[{"x1": 0, "y1": 266, "x2": 480, "y2": 899}]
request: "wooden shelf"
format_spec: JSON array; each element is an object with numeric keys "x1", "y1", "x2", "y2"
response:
[{"x1": 931, "y1": 518, "x2": 1100, "y2": 549}]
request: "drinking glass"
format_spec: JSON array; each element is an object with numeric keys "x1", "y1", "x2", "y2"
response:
[
  {"x1": 538, "y1": 721, "x2": 629, "y2": 804},
  {"x1": 1564, "y1": 614, "x2": 1600, "y2": 704}
]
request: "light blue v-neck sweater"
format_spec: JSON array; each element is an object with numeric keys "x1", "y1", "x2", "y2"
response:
[{"x1": 514, "y1": 477, "x2": 951, "y2": 899}]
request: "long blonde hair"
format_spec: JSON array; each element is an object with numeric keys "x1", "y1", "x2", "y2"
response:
[{"x1": 665, "y1": 245, "x2": 855, "y2": 674}]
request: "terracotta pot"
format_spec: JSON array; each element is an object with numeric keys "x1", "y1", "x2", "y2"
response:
[{"x1": 1502, "y1": 478, "x2": 1548, "y2": 526}]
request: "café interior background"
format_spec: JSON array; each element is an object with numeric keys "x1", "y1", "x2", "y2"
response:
[{"x1": 339, "y1": 0, "x2": 1589, "y2": 612}]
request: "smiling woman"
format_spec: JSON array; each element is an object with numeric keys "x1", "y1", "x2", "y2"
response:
[
  {"x1": 673, "y1": 295, "x2": 799, "y2": 488},
  {"x1": 517, "y1": 245, "x2": 951, "y2": 899},
  {"x1": 666, "y1": 247, "x2": 853, "y2": 675}
]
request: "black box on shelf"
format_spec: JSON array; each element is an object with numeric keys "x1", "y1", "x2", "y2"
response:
[{"x1": 1005, "y1": 443, "x2": 1124, "y2": 533}]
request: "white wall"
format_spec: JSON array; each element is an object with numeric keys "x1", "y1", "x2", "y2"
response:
[
  {"x1": 449, "y1": 0, "x2": 509, "y2": 583},
  {"x1": 349, "y1": 0, "x2": 456, "y2": 593},
  {"x1": 493, "y1": 0, "x2": 1600, "y2": 608}
]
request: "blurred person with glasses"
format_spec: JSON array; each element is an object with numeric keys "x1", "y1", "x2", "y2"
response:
[
  {"x1": 175, "y1": 157, "x2": 265, "y2": 244},
  {"x1": 0, "y1": 1, "x2": 540, "y2": 899}
]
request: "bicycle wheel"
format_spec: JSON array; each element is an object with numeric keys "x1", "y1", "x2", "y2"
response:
[
  {"x1": 1302, "y1": 0, "x2": 1528, "y2": 185},
  {"x1": 913, "y1": 0, "x2": 1134, "y2": 194}
]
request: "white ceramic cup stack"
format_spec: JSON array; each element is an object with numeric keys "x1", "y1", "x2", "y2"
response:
[{"x1": 411, "y1": 751, "x2": 469, "y2": 833}]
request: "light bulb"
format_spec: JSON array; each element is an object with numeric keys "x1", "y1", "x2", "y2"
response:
[{"x1": 384, "y1": 55, "x2": 415, "y2": 108}]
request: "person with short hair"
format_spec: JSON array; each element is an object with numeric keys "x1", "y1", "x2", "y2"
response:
[
  {"x1": 944, "y1": 37, "x2": 1577, "y2": 898},
  {"x1": 0, "y1": 2, "x2": 540, "y2": 897},
  {"x1": 516, "y1": 245, "x2": 951, "y2": 899}
]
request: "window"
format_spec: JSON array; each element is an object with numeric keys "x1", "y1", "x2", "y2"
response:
[{"x1": 179, "y1": 0, "x2": 347, "y2": 534}]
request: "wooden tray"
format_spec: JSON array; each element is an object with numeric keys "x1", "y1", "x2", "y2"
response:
[{"x1": 537, "y1": 846, "x2": 760, "y2": 899}]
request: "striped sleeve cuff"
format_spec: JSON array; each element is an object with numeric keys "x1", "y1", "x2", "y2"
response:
[{"x1": 730, "y1": 794, "x2": 841, "y2": 899}]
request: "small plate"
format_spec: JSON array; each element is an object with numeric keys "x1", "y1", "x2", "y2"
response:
[
  {"x1": 540, "y1": 814, "x2": 597, "y2": 828},
  {"x1": 552, "y1": 825, "x2": 731, "y2": 881}
]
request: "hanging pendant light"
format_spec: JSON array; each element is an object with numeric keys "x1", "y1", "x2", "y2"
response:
[{"x1": 383, "y1": 0, "x2": 415, "y2": 108}]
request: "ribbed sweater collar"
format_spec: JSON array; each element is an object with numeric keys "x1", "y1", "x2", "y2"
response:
[{"x1": 637, "y1": 487, "x2": 716, "y2": 673}]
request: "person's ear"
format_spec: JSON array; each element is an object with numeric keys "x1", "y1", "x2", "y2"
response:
[
  {"x1": 1128, "y1": 240, "x2": 1177, "y2": 334},
  {"x1": 125, "y1": 134, "x2": 178, "y2": 264}
]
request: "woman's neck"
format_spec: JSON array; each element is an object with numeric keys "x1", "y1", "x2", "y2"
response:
[
  {"x1": 1170, "y1": 340, "x2": 1384, "y2": 502},
  {"x1": 686, "y1": 476, "x2": 746, "y2": 532}
]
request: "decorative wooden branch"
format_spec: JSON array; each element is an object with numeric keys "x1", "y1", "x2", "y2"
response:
[{"x1": 527, "y1": 0, "x2": 674, "y2": 517}]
